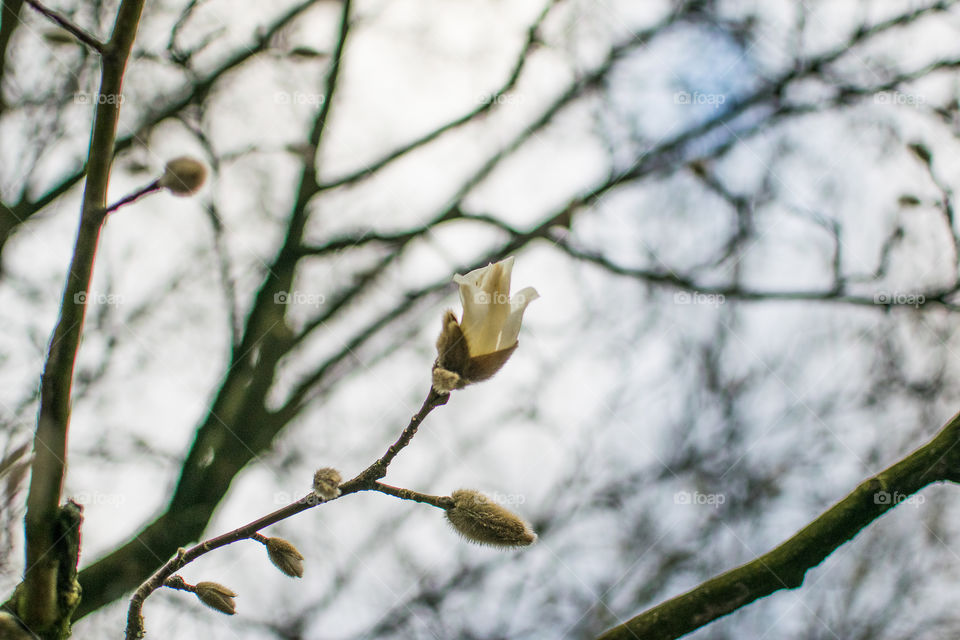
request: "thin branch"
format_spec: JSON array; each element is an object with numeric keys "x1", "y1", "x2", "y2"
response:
[
  {"x1": 552, "y1": 238, "x2": 960, "y2": 310},
  {"x1": 21, "y1": 0, "x2": 144, "y2": 631},
  {"x1": 23, "y1": 0, "x2": 104, "y2": 52},
  {"x1": 372, "y1": 482, "x2": 453, "y2": 509},
  {"x1": 596, "y1": 409, "x2": 960, "y2": 640},
  {"x1": 76, "y1": 0, "x2": 356, "y2": 618},
  {"x1": 124, "y1": 387, "x2": 448, "y2": 639},
  {"x1": 104, "y1": 180, "x2": 160, "y2": 214},
  {"x1": 316, "y1": 0, "x2": 559, "y2": 191},
  {"x1": 342, "y1": 388, "x2": 450, "y2": 488}
]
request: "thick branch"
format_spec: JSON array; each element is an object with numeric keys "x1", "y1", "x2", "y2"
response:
[{"x1": 596, "y1": 409, "x2": 960, "y2": 640}]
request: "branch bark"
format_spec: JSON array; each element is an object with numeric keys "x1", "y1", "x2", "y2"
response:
[
  {"x1": 76, "y1": 0, "x2": 355, "y2": 618},
  {"x1": 596, "y1": 409, "x2": 960, "y2": 640},
  {"x1": 19, "y1": 0, "x2": 144, "y2": 636}
]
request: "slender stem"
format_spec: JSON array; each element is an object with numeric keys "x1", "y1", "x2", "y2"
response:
[
  {"x1": 341, "y1": 388, "x2": 449, "y2": 490},
  {"x1": 104, "y1": 180, "x2": 161, "y2": 214},
  {"x1": 373, "y1": 482, "x2": 454, "y2": 509},
  {"x1": 124, "y1": 386, "x2": 449, "y2": 639},
  {"x1": 596, "y1": 409, "x2": 960, "y2": 640},
  {"x1": 22, "y1": 0, "x2": 145, "y2": 631},
  {"x1": 23, "y1": 0, "x2": 104, "y2": 52}
]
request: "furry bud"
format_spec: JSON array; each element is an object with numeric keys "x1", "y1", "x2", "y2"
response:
[
  {"x1": 158, "y1": 157, "x2": 207, "y2": 196},
  {"x1": 194, "y1": 581, "x2": 237, "y2": 615},
  {"x1": 266, "y1": 537, "x2": 305, "y2": 578},
  {"x1": 313, "y1": 467, "x2": 342, "y2": 500},
  {"x1": 445, "y1": 489, "x2": 537, "y2": 548}
]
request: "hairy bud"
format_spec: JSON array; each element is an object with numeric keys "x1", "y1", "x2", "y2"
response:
[
  {"x1": 266, "y1": 537, "x2": 305, "y2": 578},
  {"x1": 445, "y1": 489, "x2": 537, "y2": 548},
  {"x1": 194, "y1": 581, "x2": 237, "y2": 615},
  {"x1": 313, "y1": 467, "x2": 342, "y2": 500},
  {"x1": 158, "y1": 157, "x2": 207, "y2": 196}
]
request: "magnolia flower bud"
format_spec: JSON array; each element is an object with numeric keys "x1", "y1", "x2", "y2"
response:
[
  {"x1": 194, "y1": 581, "x2": 237, "y2": 615},
  {"x1": 313, "y1": 467, "x2": 342, "y2": 500},
  {"x1": 445, "y1": 489, "x2": 537, "y2": 548},
  {"x1": 433, "y1": 257, "x2": 538, "y2": 393},
  {"x1": 158, "y1": 156, "x2": 207, "y2": 196},
  {"x1": 266, "y1": 537, "x2": 305, "y2": 578}
]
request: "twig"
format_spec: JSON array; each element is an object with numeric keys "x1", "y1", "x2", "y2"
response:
[
  {"x1": 373, "y1": 482, "x2": 454, "y2": 509},
  {"x1": 124, "y1": 387, "x2": 449, "y2": 639},
  {"x1": 104, "y1": 180, "x2": 160, "y2": 214},
  {"x1": 343, "y1": 388, "x2": 450, "y2": 488},
  {"x1": 596, "y1": 408, "x2": 960, "y2": 640},
  {"x1": 24, "y1": 0, "x2": 104, "y2": 52}
]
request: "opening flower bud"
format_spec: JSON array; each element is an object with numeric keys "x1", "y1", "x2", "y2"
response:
[
  {"x1": 266, "y1": 537, "x2": 305, "y2": 578},
  {"x1": 433, "y1": 257, "x2": 538, "y2": 393},
  {"x1": 158, "y1": 156, "x2": 207, "y2": 196},
  {"x1": 445, "y1": 489, "x2": 537, "y2": 548},
  {"x1": 194, "y1": 581, "x2": 237, "y2": 615}
]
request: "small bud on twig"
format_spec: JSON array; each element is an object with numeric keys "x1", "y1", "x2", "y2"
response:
[
  {"x1": 445, "y1": 489, "x2": 537, "y2": 548},
  {"x1": 265, "y1": 537, "x2": 305, "y2": 578},
  {"x1": 194, "y1": 581, "x2": 237, "y2": 615},
  {"x1": 158, "y1": 156, "x2": 207, "y2": 196},
  {"x1": 313, "y1": 467, "x2": 342, "y2": 500}
]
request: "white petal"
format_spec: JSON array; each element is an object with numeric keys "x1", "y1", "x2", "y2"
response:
[
  {"x1": 451, "y1": 257, "x2": 532, "y2": 356},
  {"x1": 498, "y1": 286, "x2": 539, "y2": 349},
  {"x1": 456, "y1": 280, "x2": 493, "y2": 353}
]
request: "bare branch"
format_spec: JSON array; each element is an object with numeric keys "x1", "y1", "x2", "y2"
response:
[
  {"x1": 125, "y1": 386, "x2": 449, "y2": 638},
  {"x1": 23, "y1": 0, "x2": 104, "y2": 52},
  {"x1": 21, "y1": 0, "x2": 145, "y2": 632},
  {"x1": 597, "y1": 409, "x2": 960, "y2": 640}
]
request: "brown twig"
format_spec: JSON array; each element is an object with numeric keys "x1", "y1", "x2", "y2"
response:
[
  {"x1": 373, "y1": 482, "x2": 454, "y2": 510},
  {"x1": 124, "y1": 387, "x2": 449, "y2": 639},
  {"x1": 104, "y1": 180, "x2": 161, "y2": 215},
  {"x1": 24, "y1": 0, "x2": 104, "y2": 52}
]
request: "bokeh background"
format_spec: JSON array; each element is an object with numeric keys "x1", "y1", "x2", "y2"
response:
[{"x1": 4, "y1": 0, "x2": 960, "y2": 638}]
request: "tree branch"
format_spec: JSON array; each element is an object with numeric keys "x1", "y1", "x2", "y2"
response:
[
  {"x1": 596, "y1": 408, "x2": 960, "y2": 640},
  {"x1": 124, "y1": 387, "x2": 448, "y2": 638},
  {"x1": 23, "y1": 0, "x2": 104, "y2": 52},
  {"x1": 21, "y1": 0, "x2": 144, "y2": 633}
]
